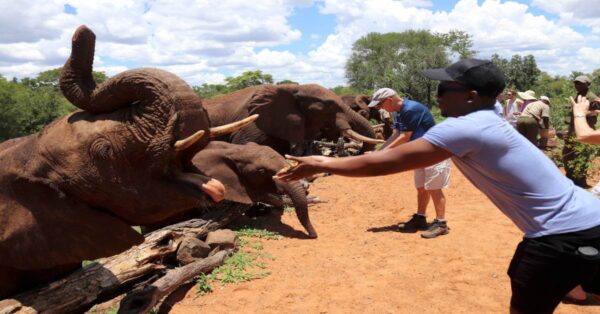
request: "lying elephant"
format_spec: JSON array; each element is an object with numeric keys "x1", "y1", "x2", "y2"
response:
[
  {"x1": 0, "y1": 25, "x2": 252, "y2": 298},
  {"x1": 142, "y1": 141, "x2": 317, "y2": 238},
  {"x1": 204, "y1": 84, "x2": 384, "y2": 156}
]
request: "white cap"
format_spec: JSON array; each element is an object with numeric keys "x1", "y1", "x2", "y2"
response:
[{"x1": 368, "y1": 88, "x2": 397, "y2": 107}]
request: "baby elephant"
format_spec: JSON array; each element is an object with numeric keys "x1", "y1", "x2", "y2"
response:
[{"x1": 146, "y1": 141, "x2": 318, "y2": 238}]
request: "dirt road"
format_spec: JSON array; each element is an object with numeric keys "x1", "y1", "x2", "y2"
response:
[{"x1": 169, "y1": 164, "x2": 596, "y2": 313}]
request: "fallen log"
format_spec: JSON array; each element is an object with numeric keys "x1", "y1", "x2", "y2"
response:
[
  {"x1": 118, "y1": 250, "x2": 230, "y2": 314},
  {"x1": 0, "y1": 203, "x2": 246, "y2": 314}
]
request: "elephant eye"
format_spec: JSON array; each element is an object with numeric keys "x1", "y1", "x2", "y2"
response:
[
  {"x1": 258, "y1": 168, "x2": 266, "y2": 175},
  {"x1": 90, "y1": 137, "x2": 114, "y2": 159}
]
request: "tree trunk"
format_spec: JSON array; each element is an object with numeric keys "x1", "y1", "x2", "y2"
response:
[
  {"x1": 0, "y1": 204, "x2": 245, "y2": 314},
  {"x1": 118, "y1": 250, "x2": 230, "y2": 314}
]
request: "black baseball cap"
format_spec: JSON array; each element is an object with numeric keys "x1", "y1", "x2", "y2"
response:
[{"x1": 422, "y1": 58, "x2": 506, "y2": 97}]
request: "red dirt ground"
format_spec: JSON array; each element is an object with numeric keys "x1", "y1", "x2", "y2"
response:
[{"x1": 167, "y1": 162, "x2": 598, "y2": 313}]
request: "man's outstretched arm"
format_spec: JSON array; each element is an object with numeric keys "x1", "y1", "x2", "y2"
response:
[{"x1": 275, "y1": 138, "x2": 452, "y2": 181}]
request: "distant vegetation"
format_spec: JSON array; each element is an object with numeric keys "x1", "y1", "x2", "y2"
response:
[{"x1": 2, "y1": 29, "x2": 600, "y2": 152}]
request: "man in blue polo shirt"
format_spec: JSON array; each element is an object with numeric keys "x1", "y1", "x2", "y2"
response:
[{"x1": 367, "y1": 88, "x2": 451, "y2": 239}]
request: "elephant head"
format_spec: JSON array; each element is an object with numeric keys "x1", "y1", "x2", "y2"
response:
[
  {"x1": 204, "y1": 84, "x2": 383, "y2": 155},
  {"x1": 341, "y1": 94, "x2": 371, "y2": 120},
  {"x1": 0, "y1": 25, "x2": 253, "y2": 297},
  {"x1": 191, "y1": 141, "x2": 317, "y2": 238}
]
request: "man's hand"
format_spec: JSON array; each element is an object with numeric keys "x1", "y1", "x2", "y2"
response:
[
  {"x1": 274, "y1": 155, "x2": 331, "y2": 182},
  {"x1": 571, "y1": 96, "x2": 590, "y2": 116}
]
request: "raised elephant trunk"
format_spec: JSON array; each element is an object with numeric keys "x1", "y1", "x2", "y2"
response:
[{"x1": 276, "y1": 180, "x2": 317, "y2": 238}]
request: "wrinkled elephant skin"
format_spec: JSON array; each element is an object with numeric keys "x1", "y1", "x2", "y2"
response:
[
  {"x1": 143, "y1": 141, "x2": 317, "y2": 238},
  {"x1": 0, "y1": 25, "x2": 222, "y2": 298},
  {"x1": 204, "y1": 84, "x2": 381, "y2": 155}
]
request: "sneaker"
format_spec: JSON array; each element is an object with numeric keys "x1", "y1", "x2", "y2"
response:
[
  {"x1": 398, "y1": 214, "x2": 428, "y2": 231},
  {"x1": 421, "y1": 220, "x2": 449, "y2": 239}
]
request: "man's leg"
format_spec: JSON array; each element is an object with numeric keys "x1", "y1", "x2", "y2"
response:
[
  {"x1": 421, "y1": 189, "x2": 449, "y2": 239},
  {"x1": 421, "y1": 160, "x2": 451, "y2": 239},
  {"x1": 417, "y1": 187, "x2": 430, "y2": 216},
  {"x1": 429, "y1": 189, "x2": 446, "y2": 220},
  {"x1": 398, "y1": 170, "x2": 428, "y2": 231},
  {"x1": 508, "y1": 238, "x2": 587, "y2": 314}
]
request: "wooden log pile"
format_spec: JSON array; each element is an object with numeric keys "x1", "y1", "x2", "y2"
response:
[{"x1": 0, "y1": 203, "x2": 247, "y2": 314}]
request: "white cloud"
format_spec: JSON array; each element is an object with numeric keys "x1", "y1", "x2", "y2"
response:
[
  {"x1": 532, "y1": 0, "x2": 600, "y2": 35},
  {"x1": 2, "y1": 0, "x2": 600, "y2": 89}
]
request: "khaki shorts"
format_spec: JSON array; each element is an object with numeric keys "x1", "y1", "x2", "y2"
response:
[{"x1": 414, "y1": 159, "x2": 451, "y2": 190}]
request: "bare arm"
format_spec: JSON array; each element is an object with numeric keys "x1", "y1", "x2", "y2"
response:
[
  {"x1": 274, "y1": 138, "x2": 452, "y2": 181},
  {"x1": 382, "y1": 131, "x2": 412, "y2": 150},
  {"x1": 542, "y1": 117, "x2": 550, "y2": 129},
  {"x1": 378, "y1": 130, "x2": 400, "y2": 150},
  {"x1": 572, "y1": 96, "x2": 600, "y2": 144}
]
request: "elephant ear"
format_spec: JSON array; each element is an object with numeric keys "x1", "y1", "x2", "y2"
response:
[
  {"x1": 247, "y1": 85, "x2": 305, "y2": 145},
  {"x1": 0, "y1": 176, "x2": 143, "y2": 270},
  {"x1": 192, "y1": 146, "x2": 253, "y2": 205},
  {"x1": 355, "y1": 95, "x2": 372, "y2": 110}
]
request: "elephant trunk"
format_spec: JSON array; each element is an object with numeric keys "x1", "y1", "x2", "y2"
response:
[
  {"x1": 59, "y1": 25, "x2": 212, "y2": 154},
  {"x1": 276, "y1": 180, "x2": 317, "y2": 238},
  {"x1": 341, "y1": 105, "x2": 383, "y2": 151}
]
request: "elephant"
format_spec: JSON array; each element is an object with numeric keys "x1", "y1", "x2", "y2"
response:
[
  {"x1": 341, "y1": 94, "x2": 371, "y2": 120},
  {"x1": 0, "y1": 25, "x2": 253, "y2": 298},
  {"x1": 143, "y1": 141, "x2": 317, "y2": 238},
  {"x1": 203, "y1": 84, "x2": 384, "y2": 156},
  {"x1": 341, "y1": 94, "x2": 394, "y2": 139}
]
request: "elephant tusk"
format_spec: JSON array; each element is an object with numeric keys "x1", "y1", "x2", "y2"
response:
[
  {"x1": 371, "y1": 123, "x2": 385, "y2": 129},
  {"x1": 343, "y1": 129, "x2": 385, "y2": 145},
  {"x1": 174, "y1": 130, "x2": 206, "y2": 152},
  {"x1": 209, "y1": 114, "x2": 259, "y2": 138}
]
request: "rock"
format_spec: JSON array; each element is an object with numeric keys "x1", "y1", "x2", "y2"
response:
[
  {"x1": 176, "y1": 236, "x2": 212, "y2": 265},
  {"x1": 205, "y1": 229, "x2": 238, "y2": 249}
]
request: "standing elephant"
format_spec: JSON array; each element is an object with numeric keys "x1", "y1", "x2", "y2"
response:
[
  {"x1": 204, "y1": 84, "x2": 383, "y2": 155},
  {"x1": 341, "y1": 94, "x2": 371, "y2": 120},
  {"x1": 143, "y1": 141, "x2": 317, "y2": 238},
  {"x1": 0, "y1": 25, "x2": 252, "y2": 298},
  {"x1": 341, "y1": 94, "x2": 394, "y2": 139}
]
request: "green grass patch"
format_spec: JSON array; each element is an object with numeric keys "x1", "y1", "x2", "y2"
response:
[
  {"x1": 195, "y1": 228, "x2": 278, "y2": 295},
  {"x1": 234, "y1": 227, "x2": 281, "y2": 240}
]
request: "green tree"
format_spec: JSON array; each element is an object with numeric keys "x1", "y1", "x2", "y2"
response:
[
  {"x1": 491, "y1": 54, "x2": 541, "y2": 91},
  {"x1": 345, "y1": 30, "x2": 475, "y2": 106},
  {"x1": 193, "y1": 83, "x2": 229, "y2": 99},
  {"x1": 225, "y1": 70, "x2": 273, "y2": 91},
  {"x1": 276, "y1": 79, "x2": 298, "y2": 85},
  {"x1": 0, "y1": 67, "x2": 106, "y2": 140},
  {"x1": 330, "y1": 85, "x2": 365, "y2": 96}
]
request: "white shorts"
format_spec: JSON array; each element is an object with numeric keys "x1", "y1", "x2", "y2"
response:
[{"x1": 414, "y1": 159, "x2": 451, "y2": 190}]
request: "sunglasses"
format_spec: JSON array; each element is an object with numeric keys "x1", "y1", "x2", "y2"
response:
[{"x1": 437, "y1": 84, "x2": 470, "y2": 97}]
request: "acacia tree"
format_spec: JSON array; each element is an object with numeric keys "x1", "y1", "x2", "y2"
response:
[
  {"x1": 345, "y1": 30, "x2": 474, "y2": 106},
  {"x1": 194, "y1": 70, "x2": 280, "y2": 99},
  {"x1": 491, "y1": 53, "x2": 541, "y2": 91}
]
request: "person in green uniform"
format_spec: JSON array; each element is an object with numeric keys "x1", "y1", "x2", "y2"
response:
[{"x1": 562, "y1": 75, "x2": 598, "y2": 188}]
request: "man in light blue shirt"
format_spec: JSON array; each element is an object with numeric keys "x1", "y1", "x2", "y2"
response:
[{"x1": 276, "y1": 59, "x2": 600, "y2": 313}]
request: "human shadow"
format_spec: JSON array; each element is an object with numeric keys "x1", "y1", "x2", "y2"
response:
[{"x1": 367, "y1": 222, "x2": 430, "y2": 234}]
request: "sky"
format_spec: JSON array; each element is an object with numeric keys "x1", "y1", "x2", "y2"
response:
[{"x1": 2, "y1": 0, "x2": 600, "y2": 88}]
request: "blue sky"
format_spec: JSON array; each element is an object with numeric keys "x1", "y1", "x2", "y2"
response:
[{"x1": 1, "y1": 0, "x2": 600, "y2": 87}]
